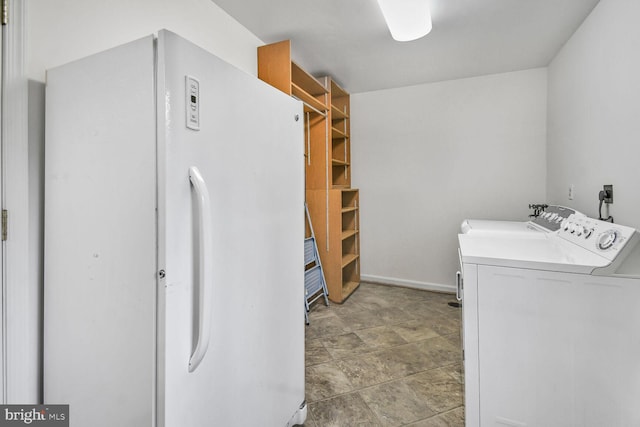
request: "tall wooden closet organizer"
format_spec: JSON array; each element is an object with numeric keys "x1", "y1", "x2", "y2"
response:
[{"x1": 258, "y1": 40, "x2": 360, "y2": 303}]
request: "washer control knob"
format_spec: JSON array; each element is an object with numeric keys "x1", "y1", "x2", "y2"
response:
[
  {"x1": 598, "y1": 230, "x2": 619, "y2": 250},
  {"x1": 584, "y1": 228, "x2": 593, "y2": 239}
]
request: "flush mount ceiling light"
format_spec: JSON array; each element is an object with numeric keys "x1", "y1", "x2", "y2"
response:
[{"x1": 376, "y1": 0, "x2": 432, "y2": 42}]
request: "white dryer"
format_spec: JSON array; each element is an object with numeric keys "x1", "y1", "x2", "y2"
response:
[{"x1": 457, "y1": 214, "x2": 640, "y2": 427}]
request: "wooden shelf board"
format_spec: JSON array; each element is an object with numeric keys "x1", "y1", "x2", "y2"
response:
[
  {"x1": 303, "y1": 104, "x2": 325, "y2": 115},
  {"x1": 332, "y1": 158, "x2": 349, "y2": 166},
  {"x1": 291, "y1": 62, "x2": 327, "y2": 96},
  {"x1": 331, "y1": 127, "x2": 348, "y2": 139},
  {"x1": 342, "y1": 280, "x2": 360, "y2": 297},
  {"x1": 257, "y1": 41, "x2": 293, "y2": 96},
  {"x1": 342, "y1": 206, "x2": 358, "y2": 214},
  {"x1": 292, "y1": 83, "x2": 328, "y2": 112},
  {"x1": 331, "y1": 105, "x2": 349, "y2": 120},
  {"x1": 341, "y1": 253, "x2": 359, "y2": 268},
  {"x1": 330, "y1": 79, "x2": 349, "y2": 98},
  {"x1": 342, "y1": 229, "x2": 358, "y2": 240}
]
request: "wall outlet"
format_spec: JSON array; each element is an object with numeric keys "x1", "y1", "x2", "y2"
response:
[
  {"x1": 603, "y1": 184, "x2": 613, "y2": 204},
  {"x1": 569, "y1": 184, "x2": 575, "y2": 200}
]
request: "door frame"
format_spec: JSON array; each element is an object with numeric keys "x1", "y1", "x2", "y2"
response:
[
  {"x1": 2, "y1": 0, "x2": 40, "y2": 403},
  {"x1": 0, "y1": 0, "x2": 5, "y2": 404}
]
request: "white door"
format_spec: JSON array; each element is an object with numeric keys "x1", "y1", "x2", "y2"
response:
[{"x1": 157, "y1": 30, "x2": 305, "y2": 426}]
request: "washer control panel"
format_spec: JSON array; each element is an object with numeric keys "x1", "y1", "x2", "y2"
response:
[
  {"x1": 559, "y1": 214, "x2": 637, "y2": 261},
  {"x1": 531, "y1": 206, "x2": 584, "y2": 232}
]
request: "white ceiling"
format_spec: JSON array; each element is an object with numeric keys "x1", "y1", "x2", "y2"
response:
[{"x1": 212, "y1": 0, "x2": 600, "y2": 94}]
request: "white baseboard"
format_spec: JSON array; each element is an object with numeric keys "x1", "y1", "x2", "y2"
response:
[{"x1": 361, "y1": 274, "x2": 456, "y2": 294}]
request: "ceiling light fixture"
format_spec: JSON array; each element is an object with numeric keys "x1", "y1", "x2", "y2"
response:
[{"x1": 376, "y1": 0, "x2": 432, "y2": 42}]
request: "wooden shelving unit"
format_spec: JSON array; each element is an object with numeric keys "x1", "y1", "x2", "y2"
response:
[
  {"x1": 305, "y1": 188, "x2": 360, "y2": 302},
  {"x1": 326, "y1": 77, "x2": 351, "y2": 189},
  {"x1": 258, "y1": 41, "x2": 360, "y2": 303},
  {"x1": 339, "y1": 188, "x2": 360, "y2": 296}
]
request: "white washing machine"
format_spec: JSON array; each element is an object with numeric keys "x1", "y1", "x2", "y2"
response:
[
  {"x1": 460, "y1": 205, "x2": 583, "y2": 235},
  {"x1": 457, "y1": 214, "x2": 640, "y2": 427}
]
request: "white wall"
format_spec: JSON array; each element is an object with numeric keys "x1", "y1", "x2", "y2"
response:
[
  {"x1": 27, "y1": 0, "x2": 262, "y2": 81},
  {"x1": 547, "y1": 0, "x2": 640, "y2": 229},
  {"x1": 351, "y1": 69, "x2": 547, "y2": 290},
  {"x1": 12, "y1": 0, "x2": 262, "y2": 404}
]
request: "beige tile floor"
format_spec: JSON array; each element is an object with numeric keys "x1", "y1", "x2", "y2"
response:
[{"x1": 303, "y1": 282, "x2": 464, "y2": 427}]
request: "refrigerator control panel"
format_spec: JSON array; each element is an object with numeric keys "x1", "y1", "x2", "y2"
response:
[{"x1": 186, "y1": 75, "x2": 200, "y2": 131}]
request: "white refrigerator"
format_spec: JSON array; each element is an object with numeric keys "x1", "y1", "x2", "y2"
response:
[{"x1": 44, "y1": 30, "x2": 306, "y2": 427}]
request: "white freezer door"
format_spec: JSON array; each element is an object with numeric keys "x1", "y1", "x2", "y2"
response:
[
  {"x1": 156, "y1": 30, "x2": 305, "y2": 426},
  {"x1": 44, "y1": 36, "x2": 157, "y2": 427}
]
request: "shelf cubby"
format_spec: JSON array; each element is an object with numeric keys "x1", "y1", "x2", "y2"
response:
[{"x1": 258, "y1": 41, "x2": 328, "y2": 113}]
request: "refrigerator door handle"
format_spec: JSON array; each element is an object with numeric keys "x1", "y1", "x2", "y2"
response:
[{"x1": 188, "y1": 166, "x2": 213, "y2": 372}]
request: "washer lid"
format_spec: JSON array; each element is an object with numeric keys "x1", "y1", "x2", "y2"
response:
[
  {"x1": 458, "y1": 233, "x2": 610, "y2": 274},
  {"x1": 460, "y1": 219, "x2": 541, "y2": 235}
]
